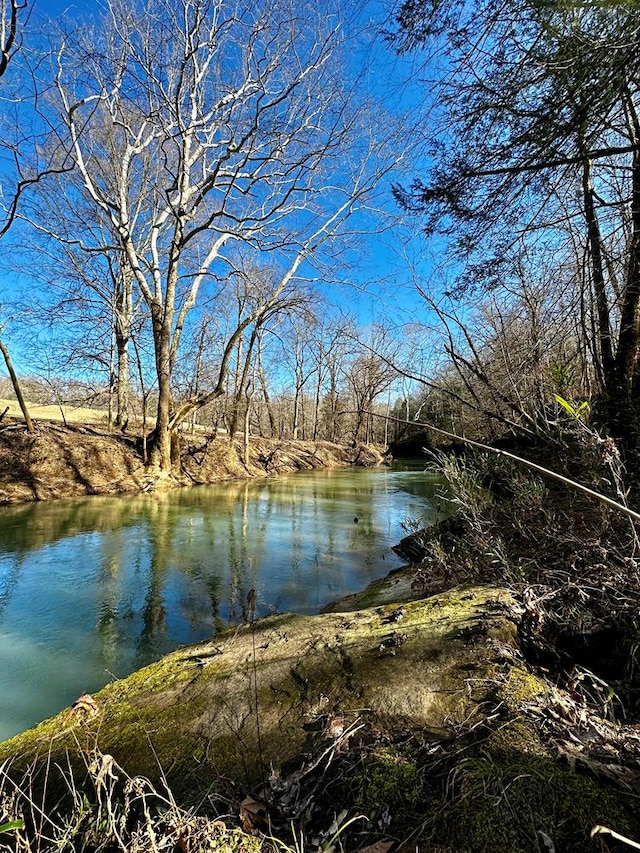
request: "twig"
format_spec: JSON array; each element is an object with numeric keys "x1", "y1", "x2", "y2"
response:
[
  {"x1": 272, "y1": 720, "x2": 365, "y2": 796},
  {"x1": 592, "y1": 825, "x2": 640, "y2": 849},
  {"x1": 359, "y1": 410, "x2": 640, "y2": 525},
  {"x1": 247, "y1": 588, "x2": 266, "y2": 788}
]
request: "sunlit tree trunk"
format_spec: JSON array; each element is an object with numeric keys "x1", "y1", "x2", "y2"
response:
[
  {"x1": 0, "y1": 338, "x2": 34, "y2": 433},
  {"x1": 114, "y1": 263, "x2": 133, "y2": 429},
  {"x1": 257, "y1": 344, "x2": 276, "y2": 438}
]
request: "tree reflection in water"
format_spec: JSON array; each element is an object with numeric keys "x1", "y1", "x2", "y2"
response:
[{"x1": 0, "y1": 464, "x2": 442, "y2": 739}]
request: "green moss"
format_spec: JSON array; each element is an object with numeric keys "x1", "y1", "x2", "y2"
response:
[
  {"x1": 430, "y1": 751, "x2": 640, "y2": 853},
  {"x1": 209, "y1": 828, "x2": 263, "y2": 851},
  {"x1": 500, "y1": 664, "x2": 548, "y2": 706},
  {"x1": 2, "y1": 583, "x2": 639, "y2": 853},
  {"x1": 486, "y1": 718, "x2": 546, "y2": 755},
  {"x1": 356, "y1": 747, "x2": 422, "y2": 817},
  {"x1": 322, "y1": 567, "x2": 419, "y2": 612}
]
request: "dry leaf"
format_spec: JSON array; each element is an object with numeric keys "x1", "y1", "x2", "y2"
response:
[
  {"x1": 239, "y1": 796, "x2": 269, "y2": 835},
  {"x1": 357, "y1": 841, "x2": 394, "y2": 853},
  {"x1": 325, "y1": 714, "x2": 345, "y2": 739},
  {"x1": 70, "y1": 693, "x2": 99, "y2": 719}
]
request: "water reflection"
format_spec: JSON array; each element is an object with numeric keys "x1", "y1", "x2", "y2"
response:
[{"x1": 0, "y1": 463, "x2": 440, "y2": 740}]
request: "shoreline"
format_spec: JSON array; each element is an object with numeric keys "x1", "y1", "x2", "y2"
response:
[{"x1": 0, "y1": 421, "x2": 385, "y2": 505}]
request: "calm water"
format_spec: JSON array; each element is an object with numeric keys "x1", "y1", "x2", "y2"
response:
[{"x1": 0, "y1": 463, "x2": 440, "y2": 741}]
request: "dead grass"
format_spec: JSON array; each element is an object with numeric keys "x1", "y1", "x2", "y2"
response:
[
  {"x1": 0, "y1": 422, "x2": 147, "y2": 503},
  {"x1": 0, "y1": 398, "x2": 114, "y2": 427},
  {"x1": 0, "y1": 399, "x2": 216, "y2": 433}
]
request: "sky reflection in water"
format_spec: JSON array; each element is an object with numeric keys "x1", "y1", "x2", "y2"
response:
[{"x1": 0, "y1": 463, "x2": 441, "y2": 740}]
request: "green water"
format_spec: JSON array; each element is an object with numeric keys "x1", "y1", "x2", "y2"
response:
[{"x1": 0, "y1": 463, "x2": 441, "y2": 740}]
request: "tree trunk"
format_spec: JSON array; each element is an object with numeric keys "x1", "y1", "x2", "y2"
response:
[
  {"x1": 611, "y1": 96, "x2": 640, "y2": 450},
  {"x1": 0, "y1": 338, "x2": 34, "y2": 433},
  {"x1": 352, "y1": 403, "x2": 365, "y2": 447},
  {"x1": 150, "y1": 382, "x2": 173, "y2": 471},
  {"x1": 114, "y1": 264, "x2": 133, "y2": 429},
  {"x1": 327, "y1": 369, "x2": 339, "y2": 443},
  {"x1": 312, "y1": 369, "x2": 323, "y2": 441},
  {"x1": 257, "y1": 345, "x2": 276, "y2": 438},
  {"x1": 149, "y1": 308, "x2": 173, "y2": 471},
  {"x1": 583, "y1": 157, "x2": 615, "y2": 396},
  {"x1": 108, "y1": 328, "x2": 115, "y2": 430},
  {"x1": 230, "y1": 329, "x2": 260, "y2": 442},
  {"x1": 227, "y1": 336, "x2": 244, "y2": 441},
  {"x1": 259, "y1": 371, "x2": 276, "y2": 438},
  {"x1": 243, "y1": 400, "x2": 251, "y2": 466},
  {"x1": 292, "y1": 385, "x2": 301, "y2": 440},
  {"x1": 115, "y1": 331, "x2": 130, "y2": 429},
  {"x1": 191, "y1": 318, "x2": 209, "y2": 431}
]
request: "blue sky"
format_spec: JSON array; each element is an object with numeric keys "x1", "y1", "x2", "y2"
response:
[{"x1": 0, "y1": 0, "x2": 439, "y2": 381}]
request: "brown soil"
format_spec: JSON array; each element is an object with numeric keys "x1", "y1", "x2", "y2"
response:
[{"x1": 0, "y1": 421, "x2": 384, "y2": 505}]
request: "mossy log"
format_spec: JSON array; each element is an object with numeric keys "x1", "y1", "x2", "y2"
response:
[
  {"x1": 0, "y1": 587, "x2": 519, "y2": 793},
  {"x1": 2, "y1": 584, "x2": 639, "y2": 852}
]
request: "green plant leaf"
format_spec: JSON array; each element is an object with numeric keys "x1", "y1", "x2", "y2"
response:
[
  {"x1": 0, "y1": 820, "x2": 24, "y2": 833},
  {"x1": 554, "y1": 395, "x2": 577, "y2": 417},
  {"x1": 555, "y1": 396, "x2": 590, "y2": 420}
]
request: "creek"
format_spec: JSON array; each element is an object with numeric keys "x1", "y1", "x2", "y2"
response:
[{"x1": 0, "y1": 462, "x2": 440, "y2": 741}]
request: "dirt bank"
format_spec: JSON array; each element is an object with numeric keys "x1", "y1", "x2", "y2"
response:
[{"x1": 0, "y1": 421, "x2": 384, "y2": 505}]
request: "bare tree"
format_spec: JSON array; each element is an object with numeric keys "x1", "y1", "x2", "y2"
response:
[
  {"x1": 15, "y1": 211, "x2": 142, "y2": 430},
  {"x1": 224, "y1": 267, "x2": 309, "y2": 442},
  {"x1": 0, "y1": 0, "x2": 19, "y2": 78},
  {"x1": 0, "y1": 0, "x2": 34, "y2": 431},
  {"x1": 54, "y1": 0, "x2": 397, "y2": 471},
  {"x1": 0, "y1": 336, "x2": 33, "y2": 431},
  {"x1": 346, "y1": 327, "x2": 399, "y2": 446},
  {"x1": 307, "y1": 314, "x2": 350, "y2": 441},
  {"x1": 1, "y1": 1, "x2": 72, "y2": 239},
  {"x1": 281, "y1": 320, "x2": 317, "y2": 441},
  {"x1": 322, "y1": 331, "x2": 351, "y2": 444}
]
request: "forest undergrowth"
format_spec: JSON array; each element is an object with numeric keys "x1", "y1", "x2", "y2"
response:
[{"x1": 408, "y1": 421, "x2": 640, "y2": 710}]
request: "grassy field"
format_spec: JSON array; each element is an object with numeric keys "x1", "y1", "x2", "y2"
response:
[
  {"x1": 0, "y1": 399, "x2": 218, "y2": 433},
  {"x1": 0, "y1": 398, "x2": 117, "y2": 427}
]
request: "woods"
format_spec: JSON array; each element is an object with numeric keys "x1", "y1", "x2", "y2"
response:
[
  {"x1": 1, "y1": 0, "x2": 405, "y2": 465},
  {"x1": 8, "y1": 0, "x2": 639, "y2": 476},
  {"x1": 389, "y1": 0, "x2": 640, "y2": 466},
  {"x1": 2, "y1": 0, "x2": 640, "y2": 478},
  {"x1": 6, "y1": 2, "x2": 640, "y2": 852}
]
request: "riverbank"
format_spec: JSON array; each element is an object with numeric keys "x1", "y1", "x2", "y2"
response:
[
  {"x1": 2, "y1": 568, "x2": 640, "y2": 852},
  {"x1": 2, "y1": 440, "x2": 640, "y2": 851},
  {"x1": 0, "y1": 421, "x2": 384, "y2": 504}
]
